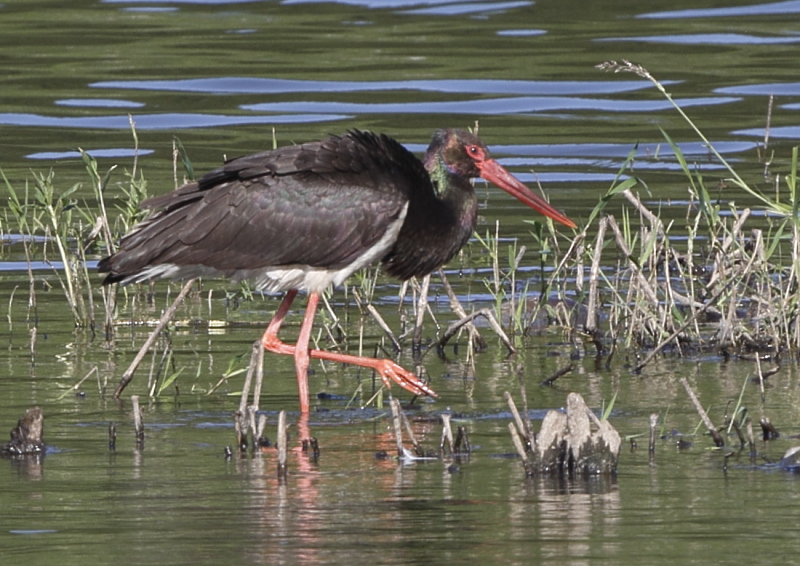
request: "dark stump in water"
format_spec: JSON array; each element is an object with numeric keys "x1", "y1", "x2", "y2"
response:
[
  {"x1": 1, "y1": 407, "x2": 45, "y2": 456},
  {"x1": 510, "y1": 392, "x2": 621, "y2": 476},
  {"x1": 534, "y1": 393, "x2": 621, "y2": 475}
]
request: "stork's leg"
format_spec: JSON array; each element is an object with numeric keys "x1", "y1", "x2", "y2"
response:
[
  {"x1": 262, "y1": 291, "x2": 437, "y2": 415},
  {"x1": 261, "y1": 289, "x2": 298, "y2": 356},
  {"x1": 291, "y1": 291, "x2": 318, "y2": 413},
  {"x1": 305, "y1": 344, "x2": 437, "y2": 400},
  {"x1": 260, "y1": 289, "x2": 313, "y2": 413}
]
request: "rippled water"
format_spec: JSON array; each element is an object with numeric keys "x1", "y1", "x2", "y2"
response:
[{"x1": 2, "y1": 0, "x2": 800, "y2": 564}]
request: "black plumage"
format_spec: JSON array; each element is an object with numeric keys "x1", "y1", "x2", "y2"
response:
[{"x1": 98, "y1": 128, "x2": 575, "y2": 413}]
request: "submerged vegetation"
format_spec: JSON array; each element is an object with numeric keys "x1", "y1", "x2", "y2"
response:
[{"x1": 1, "y1": 63, "x2": 799, "y2": 406}]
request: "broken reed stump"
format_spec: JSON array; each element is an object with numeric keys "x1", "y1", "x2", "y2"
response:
[
  {"x1": 131, "y1": 395, "x2": 145, "y2": 447},
  {"x1": 760, "y1": 417, "x2": 780, "y2": 440},
  {"x1": 277, "y1": 410, "x2": 288, "y2": 480},
  {"x1": 648, "y1": 413, "x2": 658, "y2": 465},
  {"x1": 233, "y1": 341, "x2": 268, "y2": 453},
  {"x1": 389, "y1": 398, "x2": 406, "y2": 457},
  {"x1": 440, "y1": 414, "x2": 455, "y2": 456},
  {"x1": 301, "y1": 437, "x2": 320, "y2": 461},
  {"x1": 387, "y1": 400, "x2": 469, "y2": 461},
  {"x1": 507, "y1": 392, "x2": 621, "y2": 476},
  {"x1": 1, "y1": 407, "x2": 45, "y2": 456},
  {"x1": 648, "y1": 413, "x2": 658, "y2": 454},
  {"x1": 540, "y1": 364, "x2": 573, "y2": 387},
  {"x1": 453, "y1": 426, "x2": 470, "y2": 454},
  {"x1": 439, "y1": 413, "x2": 471, "y2": 457}
]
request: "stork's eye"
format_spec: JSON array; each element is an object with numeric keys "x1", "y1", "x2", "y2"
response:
[{"x1": 465, "y1": 145, "x2": 484, "y2": 160}]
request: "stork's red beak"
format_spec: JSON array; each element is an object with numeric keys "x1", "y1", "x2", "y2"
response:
[{"x1": 478, "y1": 159, "x2": 577, "y2": 229}]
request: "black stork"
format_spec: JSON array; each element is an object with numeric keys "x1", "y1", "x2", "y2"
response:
[{"x1": 98, "y1": 129, "x2": 576, "y2": 413}]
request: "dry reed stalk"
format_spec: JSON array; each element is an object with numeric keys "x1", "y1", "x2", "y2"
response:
[
  {"x1": 515, "y1": 366, "x2": 534, "y2": 443},
  {"x1": 574, "y1": 240, "x2": 584, "y2": 297},
  {"x1": 508, "y1": 422, "x2": 534, "y2": 476},
  {"x1": 633, "y1": 276, "x2": 737, "y2": 372},
  {"x1": 606, "y1": 216, "x2": 660, "y2": 308},
  {"x1": 412, "y1": 274, "x2": 430, "y2": 347},
  {"x1": 22, "y1": 239, "x2": 37, "y2": 327},
  {"x1": 764, "y1": 93, "x2": 774, "y2": 152},
  {"x1": 147, "y1": 344, "x2": 172, "y2": 397},
  {"x1": 57, "y1": 366, "x2": 99, "y2": 400},
  {"x1": 28, "y1": 327, "x2": 36, "y2": 361},
  {"x1": 113, "y1": 278, "x2": 197, "y2": 398},
  {"x1": 434, "y1": 308, "x2": 514, "y2": 354},
  {"x1": 730, "y1": 415, "x2": 746, "y2": 448},
  {"x1": 389, "y1": 397, "x2": 404, "y2": 457},
  {"x1": 366, "y1": 304, "x2": 401, "y2": 351},
  {"x1": 320, "y1": 292, "x2": 346, "y2": 350},
  {"x1": 790, "y1": 224, "x2": 800, "y2": 350},
  {"x1": 539, "y1": 364, "x2": 573, "y2": 386},
  {"x1": 679, "y1": 378, "x2": 724, "y2": 447},
  {"x1": 622, "y1": 188, "x2": 664, "y2": 237},
  {"x1": 585, "y1": 217, "x2": 609, "y2": 334},
  {"x1": 504, "y1": 391, "x2": 529, "y2": 449},
  {"x1": 397, "y1": 402, "x2": 423, "y2": 456},
  {"x1": 508, "y1": 244, "x2": 526, "y2": 332},
  {"x1": 250, "y1": 343, "x2": 265, "y2": 412},
  {"x1": 102, "y1": 285, "x2": 117, "y2": 343},
  {"x1": 437, "y1": 268, "x2": 485, "y2": 349}
]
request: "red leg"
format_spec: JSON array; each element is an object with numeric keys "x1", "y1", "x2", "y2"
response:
[
  {"x1": 261, "y1": 289, "x2": 313, "y2": 413},
  {"x1": 261, "y1": 289, "x2": 298, "y2": 356},
  {"x1": 291, "y1": 292, "x2": 318, "y2": 413},
  {"x1": 262, "y1": 291, "x2": 437, "y2": 415},
  {"x1": 305, "y1": 347, "x2": 437, "y2": 399}
]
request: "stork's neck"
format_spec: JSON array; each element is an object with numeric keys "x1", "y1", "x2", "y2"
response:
[
  {"x1": 380, "y1": 150, "x2": 478, "y2": 280},
  {"x1": 424, "y1": 153, "x2": 477, "y2": 223},
  {"x1": 425, "y1": 153, "x2": 452, "y2": 198}
]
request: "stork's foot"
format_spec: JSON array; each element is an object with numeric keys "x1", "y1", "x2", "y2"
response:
[{"x1": 373, "y1": 359, "x2": 437, "y2": 398}]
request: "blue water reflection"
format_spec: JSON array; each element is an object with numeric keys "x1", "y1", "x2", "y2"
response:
[
  {"x1": 733, "y1": 126, "x2": 800, "y2": 139},
  {"x1": 398, "y1": 1, "x2": 532, "y2": 16},
  {"x1": 0, "y1": 112, "x2": 350, "y2": 130},
  {"x1": 26, "y1": 149, "x2": 154, "y2": 160},
  {"x1": 496, "y1": 29, "x2": 546, "y2": 37},
  {"x1": 637, "y1": 0, "x2": 800, "y2": 19},
  {"x1": 599, "y1": 33, "x2": 800, "y2": 45},
  {"x1": 240, "y1": 96, "x2": 738, "y2": 115},
  {"x1": 716, "y1": 83, "x2": 800, "y2": 96},
  {"x1": 90, "y1": 78, "x2": 658, "y2": 96},
  {"x1": 55, "y1": 99, "x2": 145, "y2": 109}
]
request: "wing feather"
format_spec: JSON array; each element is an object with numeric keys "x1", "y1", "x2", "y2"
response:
[{"x1": 100, "y1": 131, "x2": 428, "y2": 286}]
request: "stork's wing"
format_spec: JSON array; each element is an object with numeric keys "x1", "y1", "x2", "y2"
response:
[{"x1": 99, "y1": 131, "x2": 431, "y2": 285}]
